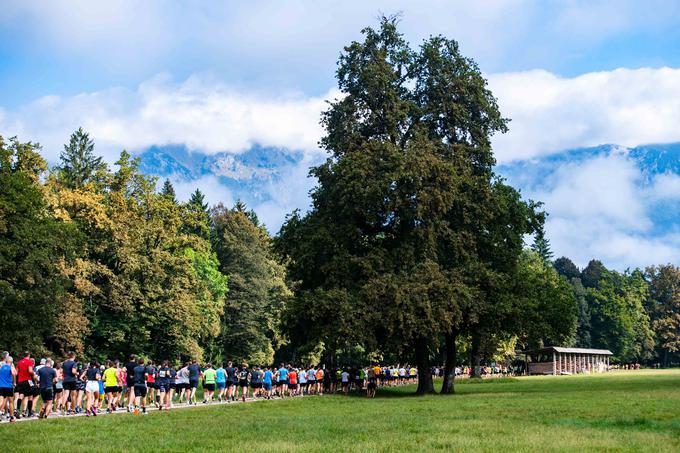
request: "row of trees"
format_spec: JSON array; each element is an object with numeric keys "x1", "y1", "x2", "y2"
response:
[
  {"x1": 0, "y1": 129, "x2": 288, "y2": 365},
  {"x1": 553, "y1": 256, "x2": 679, "y2": 366}
]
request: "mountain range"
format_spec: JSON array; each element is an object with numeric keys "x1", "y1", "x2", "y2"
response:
[{"x1": 135, "y1": 141, "x2": 679, "y2": 269}]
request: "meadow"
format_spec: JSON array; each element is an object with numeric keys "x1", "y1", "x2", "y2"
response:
[{"x1": 3, "y1": 370, "x2": 679, "y2": 452}]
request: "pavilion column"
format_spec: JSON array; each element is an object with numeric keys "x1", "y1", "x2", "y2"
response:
[
  {"x1": 570, "y1": 354, "x2": 574, "y2": 373},
  {"x1": 552, "y1": 352, "x2": 556, "y2": 375}
]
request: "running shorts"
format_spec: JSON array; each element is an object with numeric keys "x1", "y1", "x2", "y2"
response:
[
  {"x1": 63, "y1": 381, "x2": 77, "y2": 391},
  {"x1": 0, "y1": 387, "x2": 13, "y2": 397},
  {"x1": 133, "y1": 384, "x2": 147, "y2": 397},
  {"x1": 189, "y1": 379, "x2": 198, "y2": 389},
  {"x1": 251, "y1": 382, "x2": 262, "y2": 389},
  {"x1": 104, "y1": 386, "x2": 118, "y2": 394},
  {"x1": 204, "y1": 383, "x2": 215, "y2": 391},
  {"x1": 86, "y1": 381, "x2": 100, "y2": 393},
  {"x1": 16, "y1": 381, "x2": 35, "y2": 396},
  {"x1": 40, "y1": 388, "x2": 54, "y2": 401},
  {"x1": 238, "y1": 380, "x2": 248, "y2": 387},
  {"x1": 217, "y1": 382, "x2": 226, "y2": 390}
]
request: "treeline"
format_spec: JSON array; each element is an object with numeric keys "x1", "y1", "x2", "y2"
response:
[
  {"x1": 0, "y1": 130, "x2": 288, "y2": 365},
  {"x1": 553, "y1": 256, "x2": 679, "y2": 366}
]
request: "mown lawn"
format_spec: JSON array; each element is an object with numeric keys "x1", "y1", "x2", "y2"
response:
[{"x1": 3, "y1": 370, "x2": 680, "y2": 452}]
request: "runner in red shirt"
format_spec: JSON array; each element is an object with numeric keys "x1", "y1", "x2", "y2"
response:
[{"x1": 15, "y1": 351, "x2": 36, "y2": 418}]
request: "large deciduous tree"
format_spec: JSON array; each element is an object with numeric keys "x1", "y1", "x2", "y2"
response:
[
  {"x1": 277, "y1": 17, "x2": 540, "y2": 394},
  {"x1": 0, "y1": 136, "x2": 83, "y2": 354}
]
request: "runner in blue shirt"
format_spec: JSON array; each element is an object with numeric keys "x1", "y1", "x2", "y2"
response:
[
  {"x1": 276, "y1": 364, "x2": 288, "y2": 398},
  {"x1": 263, "y1": 367, "x2": 273, "y2": 399},
  {"x1": 215, "y1": 364, "x2": 227, "y2": 402}
]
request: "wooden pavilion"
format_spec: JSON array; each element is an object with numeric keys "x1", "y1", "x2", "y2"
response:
[{"x1": 523, "y1": 346, "x2": 613, "y2": 375}]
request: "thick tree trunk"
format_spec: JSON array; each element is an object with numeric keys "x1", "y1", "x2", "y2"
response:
[
  {"x1": 415, "y1": 337, "x2": 435, "y2": 395},
  {"x1": 440, "y1": 329, "x2": 457, "y2": 394},
  {"x1": 469, "y1": 331, "x2": 482, "y2": 378}
]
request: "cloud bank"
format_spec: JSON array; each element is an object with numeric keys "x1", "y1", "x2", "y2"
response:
[{"x1": 1, "y1": 67, "x2": 679, "y2": 269}]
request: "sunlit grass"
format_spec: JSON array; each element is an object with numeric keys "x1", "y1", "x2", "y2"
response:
[{"x1": 3, "y1": 369, "x2": 680, "y2": 452}]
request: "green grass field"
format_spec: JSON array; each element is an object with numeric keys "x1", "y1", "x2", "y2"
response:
[{"x1": 3, "y1": 370, "x2": 680, "y2": 452}]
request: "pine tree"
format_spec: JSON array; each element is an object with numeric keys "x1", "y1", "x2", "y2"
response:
[
  {"x1": 58, "y1": 127, "x2": 107, "y2": 189},
  {"x1": 161, "y1": 178, "x2": 176, "y2": 202},
  {"x1": 531, "y1": 226, "x2": 554, "y2": 263},
  {"x1": 184, "y1": 188, "x2": 211, "y2": 240}
]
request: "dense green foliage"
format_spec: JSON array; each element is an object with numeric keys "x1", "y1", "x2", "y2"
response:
[
  {"x1": 0, "y1": 132, "x2": 287, "y2": 364},
  {"x1": 553, "y1": 257, "x2": 678, "y2": 363},
  {"x1": 4, "y1": 370, "x2": 680, "y2": 452}
]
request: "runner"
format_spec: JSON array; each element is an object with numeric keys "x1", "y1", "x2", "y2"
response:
[
  {"x1": 0, "y1": 356, "x2": 16, "y2": 422},
  {"x1": 156, "y1": 360, "x2": 171, "y2": 410},
  {"x1": 367, "y1": 365, "x2": 377, "y2": 398},
  {"x1": 288, "y1": 367, "x2": 297, "y2": 396},
  {"x1": 167, "y1": 364, "x2": 176, "y2": 408},
  {"x1": 306, "y1": 366, "x2": 316, "y2": 395},
  {"x1": 103, "y1": 360, "x2": 119, "y2": 413},
  {"x1": 187, "y1": 359, "x2": 201, "y2": 405},
  {"x1": 250, "y1": 366, "x2": 263, "y2": 398},
  {"x1": 341, "y1": 368, "x2": 350, "y2": 395},
  {"x1": 298, "y1": 365, "x2": 307, "y2": 395},
  {"x1": 37, "y1": 359, "x2": 57, "y2": 419},
  {"x1": 53, "y1": 362, "x2": 63, "y2": 414},
  {"x1": 60, "y1": 352, "x2": 78, "y2": 415},
  {"x1": 237, "y1": 364, "x2": 250, "y2": 402},
  {"x1": 145, "y1": 359, "x2": 157, "y2": 408},
  {"x1": 84, "y1": 360, "x2": 101, "y2": 417},
  {"x1": 215, "y1": 363, "x2": 227, "y2": 402},
  {"x1": 176, "y1": 362, "x2": 190, "y2": 405},
  {"x1": 315, "y1": 367, "x2": 324, "y2": 395},
  {"x1": 276, "y1": 363, "x2": 288, "y2": 398},
  {"x1": 225, "y1": 361, "x2": 236, "y2": 402},
  {"x1": 132, "y1": 357, "x2": 148, "y2": 415},
  {"x1": 15, "y1": 351, "x2": 37, "y2": 419},
  {"x1": 74, "y1": 362, "x2": 86, "y2": 413},
  {"x1": 202, "y1": 363, "x2": 216, "y2": 403},
  {"x1": 124, "y1": 355, "x2": 137, "y2": 412},
  {"x1": 262, "y1": 366, "x2": 273, "y2": 399}
]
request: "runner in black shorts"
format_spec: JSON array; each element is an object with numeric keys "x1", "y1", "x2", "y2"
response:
[
  {"x1": 37, "y1": 359, "x2": 57, "y2": 419},
  {"x1": 225, "y1": 361, "x2": 235, "y2": 402},
  {"x1": 132, "y1": 357, "x2": 148, "y2": 415},
  {"x1": 237, "y1": 365, "x2": 250, "y2": 402},
  {"x1": 124, "y1": 355, "x2": 137, "y2": 412},
  {"x1": 156, "y1": 360, "x2": 171, "y2": 410},
  {"x1": 187, "y1": 359, "x2": 201, "y2": 405}
]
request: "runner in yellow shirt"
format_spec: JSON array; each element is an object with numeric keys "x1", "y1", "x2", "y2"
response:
[{"x1": 103, "y1": 361, "x2": 119, "y2": 413}]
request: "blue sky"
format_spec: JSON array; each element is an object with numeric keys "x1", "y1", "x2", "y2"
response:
[{"x1": 0, "y1": 1, "x2": 679, "y2": 269}]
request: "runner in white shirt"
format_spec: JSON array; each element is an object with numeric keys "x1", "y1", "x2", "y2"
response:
[
  {"x1": 340, "y1": 370, "x2": 350, "y2": 396},
  {"x1": 298, "y1": 367, "x2": 307, "y2": 395},
  {"x1": 306, "y1": 368, "x2": 316, "y2": 395}
]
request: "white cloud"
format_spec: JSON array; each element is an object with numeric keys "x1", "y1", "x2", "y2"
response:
[
  {"x1": 489, "y1": 67, "x2": 680, "y2": 162},
  {"x1": 3, "y1": 67, "x2": 680, "y2": 168},
  {"x1": 523, "y1": 152, "x2": 680, "y2": 269},
  {"x1": 0, "y1": 74, "x2": 331, "y2": 163}
]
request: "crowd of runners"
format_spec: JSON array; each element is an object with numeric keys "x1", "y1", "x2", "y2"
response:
[{"x1": 0, "y1": 350, "x2": 418, "y2": 422}]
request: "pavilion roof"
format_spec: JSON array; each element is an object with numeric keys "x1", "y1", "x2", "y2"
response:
[{"x1": 522, "y1": 346, "x2": 613, "y2": 356}]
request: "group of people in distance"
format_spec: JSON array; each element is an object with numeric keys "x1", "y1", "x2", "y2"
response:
[{"x1": 0, "y1": 349, "x2": 418, "y2": 423}]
